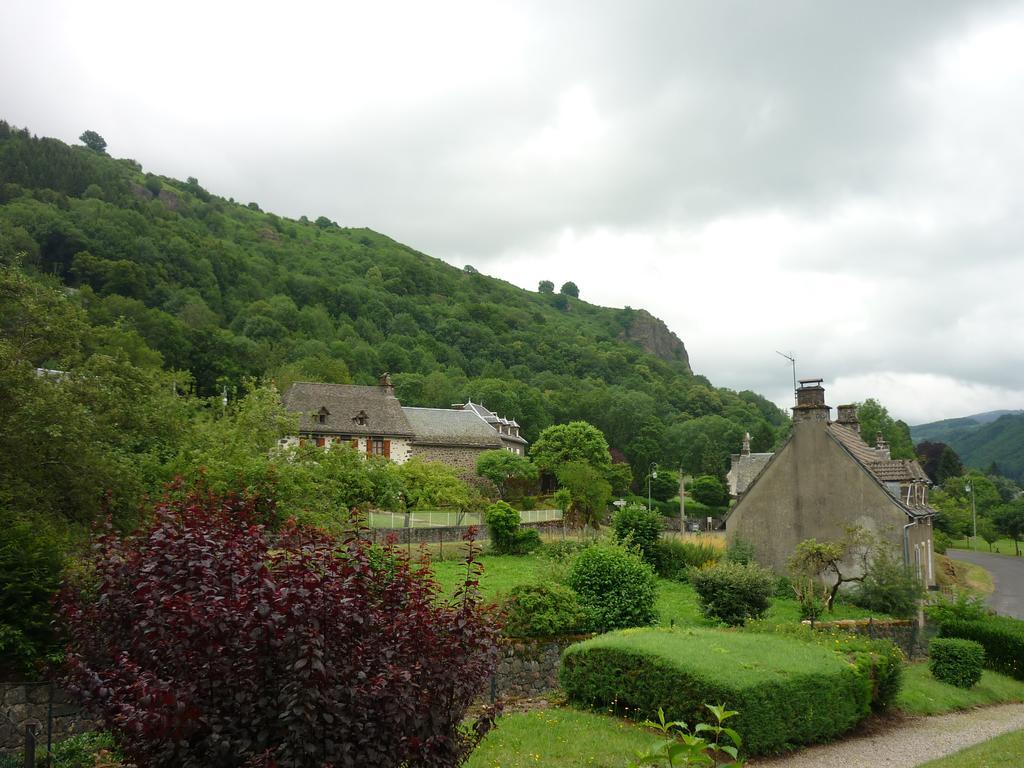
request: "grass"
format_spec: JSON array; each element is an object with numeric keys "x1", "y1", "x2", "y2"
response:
[
  {"x1": 429, "y1": 550, "x2": 888, "y2": 625},
  {"x1": 465, "y1": 708, "x2": 652, "y2": 768},
  {"x1": 916, "y1": 729, "x2": 1024, "y2": 767},
  {"x1": 951, "y1": 538, "x2": 1022, "y2": 556},
  {"x1": 896, "y1": 662, "x2": 1024, "y2": 715}
]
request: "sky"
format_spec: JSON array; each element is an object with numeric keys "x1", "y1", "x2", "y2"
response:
[{"x1": 3, "y1": 0, "x2": 1024, "y2": 425}]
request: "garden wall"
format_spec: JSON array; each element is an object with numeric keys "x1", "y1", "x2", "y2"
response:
[
  {"x1": 810, "y1": 618, "x2": 934, "y2": 659},
  {"x1": 0, "y1": 683, "x2": 96, "y2": 752},
  {"x1": 363, "y1": 519, "x2": 568, "y2": 546},
  {"x1": 490, "y1": 634, "x2": 592, "y2": 699}
]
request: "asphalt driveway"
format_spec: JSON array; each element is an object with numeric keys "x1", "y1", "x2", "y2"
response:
[{"x1": 947, "y1": 548, "x2": 1024, "y2": 619}]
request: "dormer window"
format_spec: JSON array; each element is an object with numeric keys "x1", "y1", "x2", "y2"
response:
[
  {"x1": 352, "y1": 409, "x2": 369, "y2": 427},
  {"x1": 317, "y1": 406, "x2": 330, "y2": 425}
]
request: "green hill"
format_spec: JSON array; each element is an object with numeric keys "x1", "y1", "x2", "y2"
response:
[
  {"x1": 0, "y1": 121, "x2": 787, "y2": 482},
  {"x1": 911, "y1": 412, "x2": 1024, "y2": 483}
]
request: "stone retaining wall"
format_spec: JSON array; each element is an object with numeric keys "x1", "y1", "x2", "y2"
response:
[
  {"x1": 491, "y1": 635, "x2": 591, "y2": 699},
  {"x1": 0, "y1": 683, "x2": 96, "y2": 752},
  {"x1": 809, "y1": 618, "x2": 934, "y2": 659},
  {"x1": 364, "y1": 519, "x2": 567, "y2": 546}
]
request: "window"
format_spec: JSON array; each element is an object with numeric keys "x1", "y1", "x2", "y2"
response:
[
  {"x1": 316, "y1": 437, "x2": 326, "y2": 448},
  {"x1": 367, "y1": 438, "x2": 391, "y2": 459}
]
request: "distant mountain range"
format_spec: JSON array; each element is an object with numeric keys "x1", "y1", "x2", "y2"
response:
[{"x1": 911, "y1": 411, "x2": 1024, "y2": 482}]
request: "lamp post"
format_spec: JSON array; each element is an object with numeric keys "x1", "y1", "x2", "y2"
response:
[
  {"x1": 965, "y1": 482, "x2": 977, "y2": 550},
  {"x1": 648, "y1": 463, "x2": 658, "y2": 511}
]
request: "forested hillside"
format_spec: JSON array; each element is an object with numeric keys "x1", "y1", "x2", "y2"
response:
[
  {"x1": 0, "y1": 121, "x2": 787, "y2": 486},
  {"x1": 912, "y1": 412, "x2": 1024, "y2": 483}
]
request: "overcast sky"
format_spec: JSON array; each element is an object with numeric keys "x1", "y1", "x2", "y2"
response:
[{"x1": 4, "y1": 0, "x2": 1024, "y2": 424}]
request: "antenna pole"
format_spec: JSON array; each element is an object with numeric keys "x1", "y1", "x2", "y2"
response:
[{"x1": 776, "y1": 351, "x2": 797, "y2": 402}]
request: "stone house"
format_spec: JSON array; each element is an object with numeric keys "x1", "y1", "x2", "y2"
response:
[
  {"x1": 726, "y1": 379, "x2": 937, "y2": 587},
  {"x1": 280, "y1": 377, "x2": 528, "y2": 471},
  {"x1": 726, "y1": 432, "x2": 773, "y2": 498}
]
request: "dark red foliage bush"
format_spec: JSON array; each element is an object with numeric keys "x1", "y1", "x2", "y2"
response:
[{"x1": 60, "y1": 484, "x2": 500, "y2": 768}]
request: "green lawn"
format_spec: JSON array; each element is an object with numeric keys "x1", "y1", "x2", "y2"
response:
[
  {"x1": 430, "y1": 552, "x2": 887, "y2": 626},
  {"x1": 951, "y1": 538, "x2": 1022, "y2": 556},
  {"x1": 916, "y1": 729, "x2": 1024, "y2": 767},
  {"x1": 466, "y1": 708, "x2": 653, "y2": 768},
  {"x1": 896, "y1": 663, "x2": 1024, "y2": 715}
]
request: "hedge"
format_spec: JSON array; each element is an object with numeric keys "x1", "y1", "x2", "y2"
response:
[
  {"x1": 939, "y1": 616, "x2": 1024, "y2": 680},
  {"x1": 560, "y1": 628, "x2": 872, "y2": 755},
  {"x1": 929, "y1": 638, "x2": 985, "y2": 688}
]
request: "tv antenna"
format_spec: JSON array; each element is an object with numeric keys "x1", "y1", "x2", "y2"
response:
[{"x1": 776, "y1": 351, "x2": 796, "y2": 402}]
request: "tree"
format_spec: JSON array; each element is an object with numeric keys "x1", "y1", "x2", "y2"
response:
[
  {"x1": 78, "y1": 130, "x2": 107, "y2": 153},
  {"x1": 529, "y1": 421, "x2": 611, "y2": 475},
  {"x1": 475, "y1": 450, "x2": 538, "y2": 500},
  {"x1": 556, "y1": 461, "x2": 611, "y2": 529},
  {"x1": 538, "y1": 280, "x2": 554, "y2": 294},
  {"x1": 787, "y1": 527, "x2": 874, "y2": 612},
  {"x1": 977, "y1": 517, "x2": 1001, "y2": 551},
  {"x1": 936, "y1": 446, "x2": 965, "y2": 484},
  {"x1": 994, "y1": 500, "x2": 1024, "y2": 556},
  {"x1": 559, "y1": 281, "x2": 579, "y2": 298},
  {"x1": 856, "y1": 399, "x2": 914, "y2": 459},
  {"x1": 60, "y1": 484, "x2": 500, "y2": 768},
  {"x1": 688, "y1": 475, "x2": 728, "y2": 507}
]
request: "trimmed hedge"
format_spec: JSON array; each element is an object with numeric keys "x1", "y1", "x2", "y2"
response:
[
  {"x1": 560, "y1": 628, "x2": 872, "y2": 755},
  {"x1": 939, "y1": 616, "x2": 1024, "y2": 680},
  {"x1": 929, "y1": 638, "x2": 985, "y2": 688}
]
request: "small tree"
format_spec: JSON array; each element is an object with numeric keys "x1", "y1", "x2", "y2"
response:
[
  {"x1": 787, "y1": 527, "x2": 873, "y2": 613},
  {"x1": 60, "y1": 485, "x2": 499, "y2": 768},
  {"x1": 559, "y1": 281, "x2": 579, "y2": 298},
  {"x1": 485, "y1": 500, "x2": 540, "y2": 554},
  {"x1": 995, "y1": 501, "x2": 1024, "y2": 556},
  {"x1": 612, "y1": 505, "x2": 663, "y2": 561},
  {"x1": 556, "y1": 461, "x2": 612, "y2": 530},
  {"x1": 538, "y1": 280, "x2": 554, "y2": 294},
  {"x1": 79, "y1": 130, "x2": 107, "y2": 153},
  {"x1": 978, "y1": 518, "x2": 1001, "y2": 552},
  {"x1": 475, "y1": 450, "x2": 538, "y2": 500}
]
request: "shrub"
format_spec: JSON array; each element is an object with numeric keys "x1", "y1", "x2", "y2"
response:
[
  {"x1": 59, "y1": 485, "x2": 500, "y2": 768},
  {"x1": 567, "y1": 544, "x2": 657, "y2": 631},
  {"x1": 938, "y1": 615, "x2": 1024, "y2": 680},
  {"x1": 561, "y1": 627, "x2": 871, "y2": 755},
  {"x1": 648, "y1": 539, "x2": 720, "y2": 580},
  {"x1": 926, "y1": 592, "x2": 990, "y2": 625},
  {"x1": 725, "y1": 538, "x2": 756, "y2": 565},
  {"x1": 612, "y1": 505, "x2": 663, "y2": 560},
  {"x1": 520, "y1": 495, "x2": 536, "y2": 510},
  {"x1": 933, "y1": 530, "x2": 951, "y2": 554},
  {"x1": 929, "y1": 638, "x2": 985, "y2": 688},
  {"x1": 485, "y1": 500, "x2": 540, "y2": 554},
  {"x1": 49, "y1": 731, "x2": 122, "y2": 768},
  {"x1": 849, "y1": 551, "x2": 925, "y2": 619},
  {"x1": 688, "y1": 475, "x2": 729, "y2": 507},
  {"x1": 689, "y1": 561, "x2": 775, "y2": 626},
  {"x1": 502, "y1": 583, "x2": 589, "y2": 637}
]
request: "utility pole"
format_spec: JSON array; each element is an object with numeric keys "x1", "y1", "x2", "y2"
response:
[
  {"x1": 966, "y1": 481, "x2": 977, "y2": 550},
  {"x1": 679, "y1": 467, "x2": 686, "y2": 536}
]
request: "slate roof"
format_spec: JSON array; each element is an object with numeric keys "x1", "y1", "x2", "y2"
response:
[
  {"x1": 457, "y1": 401, "x2": 528, "y2": 445},
  {"x1": 403, "y1": 407, "x2": 505, "y2": 448},
  {"x1": 828, "y1": 423, "x2": 930, "y2": 484},
  {"x1": 727, "y1": 452, "x2": 774, "y2": 496},
  {"x1": 281, "y1": 382, "x2": 414, "y2": 437}
]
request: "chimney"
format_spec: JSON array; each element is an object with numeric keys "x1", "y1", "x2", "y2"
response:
[
  {"x1": 875, "y1": 432, "x2": 890, "y2": 460},
  {"x1": 792, "y1": 378, "x2": 830, "y2": 423},
  {"x1": 836, "y1": 404, "x2": 860, "y2": 432},
  {"x1": 741, "y1": 432, "x2": 751, "y2": 456},
  {"x1": 378, "y1": 372, "x2": 394, "y2": 396}
]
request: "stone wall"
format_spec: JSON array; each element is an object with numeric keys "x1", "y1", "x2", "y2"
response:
[
  {"x1": 0, "y1": 683, "x2": 96, "y2": 752},
  {"x1": 490, "y1": 635, "x2": 591, "y2": 700},
  {"x1": 364, "y1": 518, "x2": 566, "y2": 546},
  {"x1": 809, "y1": 618, "x2": 934, "y2": 659},
  {"x1": 408, "y1": 444, "x2": 487, "y2": 472}
]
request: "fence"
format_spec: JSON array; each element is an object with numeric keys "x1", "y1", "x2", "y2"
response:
[{"x1": 0, "y1": 682, "x2": 95, "y2": 765}]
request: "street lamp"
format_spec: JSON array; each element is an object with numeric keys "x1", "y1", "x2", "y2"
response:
[
  {"x1": 648, "y1": 463, "x2": 658, "y2": 511},
  {"x1": 965, "y1": 482, "x2": 977, "y2": 550}
]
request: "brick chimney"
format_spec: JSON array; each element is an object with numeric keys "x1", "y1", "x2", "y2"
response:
[
  {"x1": 792, "y1": 378, "x2": 830, "y2": 423},
  {"x1": 378, "y1": 372, "x2": 395, "y2": 396},
  {"x1": 836, "y1": 404, "x2": 860, "y2": 432},
  {"x1": 741, "y1": 432, "x2": 751, "y2": 456},
  {"x1": 874, "y1": 432, "x2": 890, "y2": 460}
]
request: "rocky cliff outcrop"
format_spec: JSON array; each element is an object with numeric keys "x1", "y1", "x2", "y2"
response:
[{"x1": 620, "y1": 309, "x2": 690, "y2": 371}]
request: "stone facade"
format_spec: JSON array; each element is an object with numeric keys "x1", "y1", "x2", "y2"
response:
[
  {"x1": 408, "y1": 443, "x2": 485, "y2": 472},
  {"x1": 0, "y1": 683, "x2": 96, "y2": 753},
  {"x1": 279, "y1": 435, "x2": 413, "y2": 462}
]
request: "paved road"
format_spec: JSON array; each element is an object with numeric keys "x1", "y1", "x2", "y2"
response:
[{"x1": 947, "y1": 548, "x2": 1024, "y2": 619}]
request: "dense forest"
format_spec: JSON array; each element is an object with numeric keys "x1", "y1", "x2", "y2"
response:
[
  {"x1": 912, "y1": 412, "x2": 1024, "y2": 484},
  {"x1": 0, "y1": 120, "x2": 789, "y2": 490}
]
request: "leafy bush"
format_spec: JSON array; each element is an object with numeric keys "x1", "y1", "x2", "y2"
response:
[
  {"x1": 938, "y1": 615, "x2": 1024, "y2": 680},
  {"x1": 59, "y1": 485, "x2": 500, "y2": 768},
  {"x1": 629, "y1": 705, "x2": 746, "y2": 768},
  {"x1": 502, "y1": 583, "x2": 589, "y2": 637},
  {"x1": 567, "y1": 544, "x2": 657, "y2": 631},
  {"x1": 849, "y1": 551, "x2": 925, "y2": 619},
  {"x1": 49, "y1": 731, "x2": 122, "y2": 768},
  {"x1": 725, "y1": 538, "x2": 755, "y2": 565},
  {"x1": 689, "y1": 561, "x2": 775, "y2": 626},
  {"x1": 612, "y1": 505, "x2": 663, "y2": 560},
  {"x1": 758, "y1": 622, "x2": 905, "y2": 711},
  {"x1": 688, "y1": 475, "x2": 729, "y2": 507},
  {"x1": 647, "y1": 539, "x2": 720, "y2": 580},
  {"x1": 485, "y1": 500, "x2": 540, "y2": 554},
  {"x1": 561, "y1": 627, "x2": 871, "y2": 755},
  {"x1": 926, "y1": 592, "x2": 991, "y2": 625},
  {"x1": 933, "y1": 530, "x2": 951, "y2": 554},
  {"x1": 520, "y1": 495, "x2": 536, "y2": 510},
  {"x1": 929, "y1": 638, "x2": 985, "y2": 688}
]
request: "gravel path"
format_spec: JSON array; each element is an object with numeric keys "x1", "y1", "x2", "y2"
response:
[{"x1": 748, "y1": 704, "x2": 1024, "y2": 768}]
